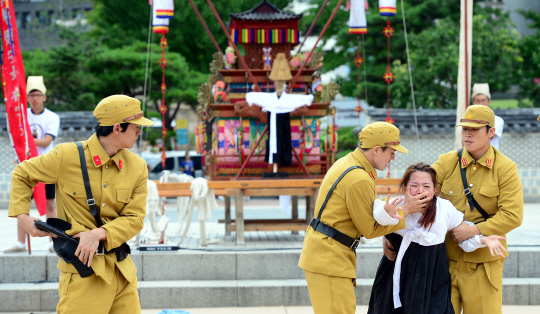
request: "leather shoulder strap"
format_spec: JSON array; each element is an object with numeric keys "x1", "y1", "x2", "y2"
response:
[
  {"x1": 317, "y1": 165, "x2": 365, "y2": 220},
  {"x1": 75, "y1": 142, "x2": 103, "y2": 227},
  {"x1": 457, "y1": 149, "x2": 490, "y2": 220}
]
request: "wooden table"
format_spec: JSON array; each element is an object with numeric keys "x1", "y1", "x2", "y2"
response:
[
  {"x1": 155, "y1": 178, "x2": 400, "y2": 245},
  {"x1": 157, "y1": 179, "x2": 321, "y2": 245}
]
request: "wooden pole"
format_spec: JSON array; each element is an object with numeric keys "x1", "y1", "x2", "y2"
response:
[
  {"x1": 187, "y1": 0, "x2": 223, "y2": 54},
  {"x1": 294, "y1": 0, "x2": 330, "y2": 57},
  {"x1": 288, "y1": 0, "x2": 344, "y2": 93},
  {"x1": 234, "y1": 125, "x2": 268, "y2": 180},
  {"x1": 27, "y1": 233, "x2": 31, "y2": 255},
  {"x1": 292, "y1": 145, "x2": 310, "y2": 177},
  {"x1": 205, "y1": 0, "x2": 262, "y2": 92}
]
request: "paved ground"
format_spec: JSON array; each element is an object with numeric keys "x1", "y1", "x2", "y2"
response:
[
  {"x1": 2, "y1": 198, "x2": 540, "y2": 252},
  {"x1": 4, "y1": 305, "x2": 540, "y2": 314},
  {"x1": 2, "y1": 199, "x2": 540, "y2": 313}
]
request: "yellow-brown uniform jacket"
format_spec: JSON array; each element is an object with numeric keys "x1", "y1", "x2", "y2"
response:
[
  {"x1": 9, "y1": 134, "x2": 147, "y2": 285},
  {"x1": 299, "y1": 148, "x2": 406, "y2": 279},
  {"x1": 432, "y1": 147, "x2": 523, "y2": 264}
]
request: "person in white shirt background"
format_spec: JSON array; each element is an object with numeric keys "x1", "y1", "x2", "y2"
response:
[
  {"x1": 367, "y1": 162, "x2": 506, "y2": 314},
  {"x1": 471, "y1": 83, "x2": 504, "y2": 150},
  {"x1": 4, "y1": 76, "x2": 60, "y2": 253}
]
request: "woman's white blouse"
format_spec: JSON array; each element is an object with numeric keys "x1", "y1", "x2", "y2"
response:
[{"x1": 373, "y1": 197, "x2": 485, "y2": 309}]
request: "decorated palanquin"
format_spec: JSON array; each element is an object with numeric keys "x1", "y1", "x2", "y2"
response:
[{"x1": 195, "y1": 0, "x2": 340, "y2": 180}]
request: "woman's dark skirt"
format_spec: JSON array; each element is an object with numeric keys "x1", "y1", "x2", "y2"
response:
[{"x1": 367, "y1": 233, "x2": 454, "y2": 314}]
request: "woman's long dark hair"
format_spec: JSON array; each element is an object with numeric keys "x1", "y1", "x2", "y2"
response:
[{"x1": 399, "y1": 162, "x2": 439, "y2": 231}]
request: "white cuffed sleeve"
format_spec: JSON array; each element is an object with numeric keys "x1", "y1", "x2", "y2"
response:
[
  {"x1": 458, "y1": 221, "x2": 486, "y2": 252},
  {"x1": 373, "y1": 198, "x2": 400, "y2": 226}
]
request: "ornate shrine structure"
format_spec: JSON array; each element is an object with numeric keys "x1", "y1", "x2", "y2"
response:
[
  {"x1": 196, "y1": 0, "x2": 339, "y2": 181},
  {"x1": 229, "y1": 0, "x2": 302, "y2": 69}
]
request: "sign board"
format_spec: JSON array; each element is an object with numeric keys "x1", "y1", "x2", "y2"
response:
[
  {"x1": 175, "y1": 118, "x2": 188, "y2": 145},
  {"x1": 331, "y1": 99, "x2": 368, "y2": 128},
  {"x1": 176, "y1": 118, "x2": 188, "y2": 129},
  {"x1": 176, "y1": 129, "x2": 188, "y2": 145}
]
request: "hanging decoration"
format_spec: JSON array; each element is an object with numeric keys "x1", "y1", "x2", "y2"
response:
[
  {"x1": 152, "y1": 0, "x2": 173, "y2": 33},
  {"x1": 153, "y1": 0, "x2": 174, "y2": 171},
  {"x1": 202, "y1": 109, "x2": 207, "y2": 166},
  {"x1": 299, "y1": 116, "x2": 306, "y2": 165},
  {"x1": 262, "y1": 47, "x2": 272, "y2": 70},
  {"x1": 350, "y1": 0, "x2": 367, "y2": 127},
  {"x1": 1, "y1": 0, "x2": 47, "y2": 215},
  {"x1": 348, "y1": 0, "x2": 368, "y2": 34},
  {"x1": 230, "y1": 28, "x2": 299, "y2": 44},
  {"x1": 155, "y1": 0, "x2": 174, "y2": 18},
  {"x1": 382, "y1": 20, "x2": 394, "y2": 125},
  {"x1": 327, "y1": 108, "x2": 338, "y2": 164},
  {"x1": 379, "y1": 0, "x2": 396, "y2": 181},
  {"x1": 236, "y1": 117, "x2": 245, "y2": 165},
  {"x1": 223, "y1": 46, "x2": 236, "y2": 69},
  {"x1": 195, "y1": 124, "x2": 202, "y2": 154},
  {"x1": 379, "y1": 0, "x2": 396, "y2": 17}
]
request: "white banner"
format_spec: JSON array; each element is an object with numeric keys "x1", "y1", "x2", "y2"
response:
[{"x1": 331, "y1": 99, "x2": 368, "y2": 128}]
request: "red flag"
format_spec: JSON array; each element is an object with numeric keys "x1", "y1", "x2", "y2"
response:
[{"x1": 1, "y1": 0, "x2": 46, "y2": 215}]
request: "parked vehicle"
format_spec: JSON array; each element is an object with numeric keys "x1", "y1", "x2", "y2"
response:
[{"x1": 140, "y1": 151, "x2": 202, "y2": 180}]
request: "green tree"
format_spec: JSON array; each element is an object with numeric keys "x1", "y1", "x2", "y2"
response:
[
  {"x1": 88, "y1": 0, "x2": 292, "y2": 72},
  {"x1": 23, "y1": 28, "x2": 206, "y2": 126},
  {"x1": 517, "y1": 9, "x2": 540, "y2": 107},
  {"x1": 23, "y1": 27, "x2": 98, "y2": 111},
  {"x1": 391, "y1": 9, "x2": 521, "y2": 109},
  {"x1": 302, "y1": 1, "x2": 520, "y2": 109},
  {"x1": 86, "y1": 41, "x2": 206, "y2": 128},
  {"x1": 302, "y1": 0, "x2": 461, "y2": 108}
]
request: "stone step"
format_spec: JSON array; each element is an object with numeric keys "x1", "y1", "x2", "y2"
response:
[
  {"x1": 1, "y1": 278, "x2": 540, "y2": 312},
  {"x1": 1, "y1": 247, "x2": 540, "y2": 283}
]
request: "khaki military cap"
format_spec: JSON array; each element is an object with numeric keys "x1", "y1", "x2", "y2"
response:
[
  {"x1": 359, "y1": 121, "x2": 408, "y2": 153},
  {"x1": 26, "y1": 76, "x2": 47, "y2": 95},
  {"x1": 456, "y1": 105, "x2": 495, "y2": 128},
  {"x1": 94, "y1": 95, "x2": 154, "y2": 127}
]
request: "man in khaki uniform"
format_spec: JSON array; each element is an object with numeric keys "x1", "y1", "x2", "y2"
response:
[
  {"x1": 384, "y1": 105, "x2": 523, "y2": 314},
  {"x1": 9, "y1": 95, "x2": 154, "y2": 314},
  {"x1": 299, "y1": 122, "x2": 432, "y2": 314}
]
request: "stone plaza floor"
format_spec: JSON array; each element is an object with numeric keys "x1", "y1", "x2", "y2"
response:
[
  {"x1": 1, "y1": 198, "x2": 540, "y2": 313},
  {"x1": 2, "y1": 198, "x2": 540, "y2": 252}
]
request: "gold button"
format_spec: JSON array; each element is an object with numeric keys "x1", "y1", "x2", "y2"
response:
[
  {"x1": 73, "y1": 192, "x2": 77, "y2": 195},
  {"x1": 101, "y1": 203, "x2": 105, "y2": 207},
  {"x1": 449, "y1": 191, "x2": 453, "y2": 194},
  {"x1": 106, "y1": 164, "x2": 109, "y2": 169},
  {"x1": 473, "y1": 166, "x2": 476, "y2": 170},
  {"x1": 103, "y1": 183, "x2": 107, "y2": 188}
]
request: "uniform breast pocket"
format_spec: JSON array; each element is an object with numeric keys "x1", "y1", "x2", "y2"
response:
[
  {"x1": 440, "y1": 183, "x2": 463, "y2": 199},
  {"x1": 117, "y1": 190, "x2": 132, "y2": 204},
  {"x1": 63, "y1": 181, "x2": 87, "y2": 199},
  {"x1": 478, "y1": 185, "x2": 499, "y2": 213}
]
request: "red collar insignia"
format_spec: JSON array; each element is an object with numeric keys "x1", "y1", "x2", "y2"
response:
[
  {"x1": 369, "y1": 172, "x2": 375, "y2": 180},
  {"x1": 93, "y1": 155, "x2": 102, "y2": 166},
  {"x1": 119, "y1": 159, "x2": 123, "y2": 170},
  {"x1": 461, "y1": 157, "x2": 468, "y2": 167},
  {"x1": 486, "y1": 159, "x2": 492, "y2": 167}
]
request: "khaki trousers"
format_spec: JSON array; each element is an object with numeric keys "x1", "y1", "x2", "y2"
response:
[
  {"x1": 57, "y1": 268, "x2": 140, "y2": 314},
  {"x1": 304, "y1": 270, "x2": 356, "y2": 314},
  {"x1": 449, "y1": 256, "x2": 504, "y2": 314}
]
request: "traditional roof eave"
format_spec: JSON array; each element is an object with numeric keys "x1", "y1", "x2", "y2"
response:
[{"x1": 230, "y1": 0, "x2": 302, "y2": 21}]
